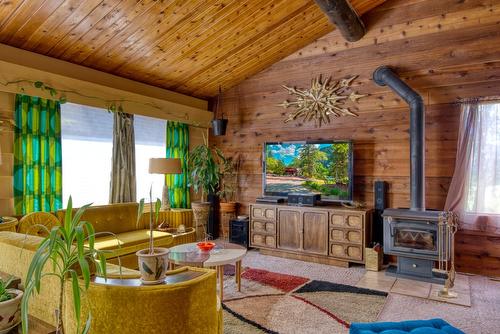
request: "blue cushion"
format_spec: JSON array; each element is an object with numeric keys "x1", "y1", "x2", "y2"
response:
[{"x1": 350, "y1": 319, "x2": 465, "y2": 334}]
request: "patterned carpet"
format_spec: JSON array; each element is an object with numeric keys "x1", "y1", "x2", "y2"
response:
[{"x1": 222, "y1": 266, "x2": 388, "y2": 334}]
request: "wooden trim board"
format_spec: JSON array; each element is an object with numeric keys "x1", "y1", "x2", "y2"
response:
[{"x1": 0, "y1": 44, "x2": 212, "y2": 126}]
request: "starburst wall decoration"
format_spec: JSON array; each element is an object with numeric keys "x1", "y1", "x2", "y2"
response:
[{"x1": 278, "y1": 75, "x2": 366, "y2": 127}]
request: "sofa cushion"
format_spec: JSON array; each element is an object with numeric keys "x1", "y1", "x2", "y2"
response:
[
  {"x1": 350, "y1": 319, "x2": 465, "y2": 334},
  {"x1": 57, "y1": 202, "x2": 139, "y2": 234},
  {"x1": 90, "y1": 229, "x2": 173, "y2": 259}
]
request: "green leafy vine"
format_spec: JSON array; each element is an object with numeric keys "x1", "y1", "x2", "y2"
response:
[{"x1": 0, "y1": 79, "x2": 164, "y2": 115}]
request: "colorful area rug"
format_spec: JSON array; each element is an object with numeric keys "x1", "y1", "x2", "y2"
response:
[{"x1": 222, "y1": 267, "x2": 388, "y2": 334}]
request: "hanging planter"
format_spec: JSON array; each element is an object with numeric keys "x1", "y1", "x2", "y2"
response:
[
  {"x1": 211, "y1": 118, "x2": 228, "y2": 136},
  {"x1": 212, "y1": 86, "x2": 228, "y2": 136}
]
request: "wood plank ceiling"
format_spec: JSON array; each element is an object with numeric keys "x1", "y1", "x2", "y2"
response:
[{"x1": 0, "y1": 0, "x2": 386, "y2": 99}]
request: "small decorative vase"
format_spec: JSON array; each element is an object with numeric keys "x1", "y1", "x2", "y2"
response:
[
  {"x1": 136, "y1": 248, "x2": 170, "y2": 285},
  {"x1": 0, "y1": 289, "x2": 23, "y2": 333}
]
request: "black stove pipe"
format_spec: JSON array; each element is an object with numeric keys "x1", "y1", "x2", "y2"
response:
[{"x1": 373, "y1": 66, "x2": 425, "y2": 211}]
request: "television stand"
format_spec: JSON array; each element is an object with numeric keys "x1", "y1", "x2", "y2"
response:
[{"x1": 249, "y1": 202, "x2": 372, "y2": 267}]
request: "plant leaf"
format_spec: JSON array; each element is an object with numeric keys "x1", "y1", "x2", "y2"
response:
[
  {"x1": 154, "y1": 198, "x2": 161, "y2": 224},
  {"x1": 137, "y1": 198, "x2": 145, "y2": 228},
  {"x1": 79, "y1": 257, "x2": 91, "y2": 290},
  {"x1": 81, "y1": 314, "x2": 92, "y2": 334},
  {"x1": 70, "y1": 270, "x2": 81, "y2": 329},
  {"x1": 64, "y1": 196, "x2": 73, "y2": 234}
]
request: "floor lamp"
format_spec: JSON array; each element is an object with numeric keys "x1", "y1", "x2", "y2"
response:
[{"x1": 149, "y1": 158, "x2": 182, "y2": 210}]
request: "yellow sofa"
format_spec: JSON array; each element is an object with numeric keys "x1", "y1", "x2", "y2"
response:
[
  {"x1": 0, "y1": 231, "x2": 223, "y2": 334},
  {"x1": 17, "y1": 203, "x2": 196, "y2": 269}
]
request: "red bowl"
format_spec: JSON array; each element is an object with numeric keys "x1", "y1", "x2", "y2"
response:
[{"x1": 197, "y1": 241, "x2": 216, "y2": 252}]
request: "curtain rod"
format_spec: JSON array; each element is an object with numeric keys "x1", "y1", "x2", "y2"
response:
[{"x1": 455, "y1": 95, "x2": 500, "y2": 104}]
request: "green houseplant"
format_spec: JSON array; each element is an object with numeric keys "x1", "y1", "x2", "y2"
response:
[
  {"x1": 216, "y1": 151, "x2": 240, "y2": 238},
  {"x1": 188, "y1": 136, "x2": 220, "y2": 241},
  {"x1": 21, "y1": 196, "x2": 107, "y2": 334},
  {"x1": 216, "y1": 151, "x2": 240, "y2": 209},
  {"x1": 0, "y1": 276, "x2": 23, "y2": 332},
  {"x1": 135, "y1": 196, "x2": 169, "y2": 285}
]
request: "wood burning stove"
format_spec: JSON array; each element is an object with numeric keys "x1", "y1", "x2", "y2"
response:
[
  {"x1": 383, "y1": 209, "x2": 448, "y2": 282},
  {"x1": 373, "y1": 66, "x2": 449, "y2": 283}
]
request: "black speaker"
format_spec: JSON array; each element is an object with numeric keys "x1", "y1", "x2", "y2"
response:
[
  {"x1": 373, "y1": 181, "x2": 387, "y2": 245},
  {"x1": 374, "y1": 180, "x2": 387, "y2": 210},
  {"x1": 207, "y1": 193, "x2": 219, "y2": 239},
  {"x1": 229, "y1": 218, "x2": 249, "y2": 248}
]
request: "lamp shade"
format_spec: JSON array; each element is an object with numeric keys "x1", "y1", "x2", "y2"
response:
[{"x1": 149, "y1": 158, "x2": 182, "y2": 174}]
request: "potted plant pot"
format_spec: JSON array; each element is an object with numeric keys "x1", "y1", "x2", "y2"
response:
[
  {"x1": 211, "y1": 119, "x2": 228, "y2": 136},
  {"x1": 0, "y1": 289, "x2": 23, "y2": 333},
  {"x1": 136, "y1": 248, "x2": 170, "y2": 285},
  {"x1": 192, "y1": 201, "x2": 211, "y2": 240},
  {"x1": 220, "y1": 201, "x2": 238, "y2": 214}
]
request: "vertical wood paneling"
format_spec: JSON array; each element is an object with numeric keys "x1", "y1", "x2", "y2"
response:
[
  {"x1": 0, "y1": 91, "x2": 15, "y2": 216},
  {"x1": 210, "y1": 0, "x2": 500, "y2": 276}
]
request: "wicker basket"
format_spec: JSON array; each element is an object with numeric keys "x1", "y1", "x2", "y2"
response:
[
  {"x1": 191, "y1": 202, "x2": 210, "y2": 241},
  {"x1": 365, "y1": 247, "x2": 383, "y2": 271}
]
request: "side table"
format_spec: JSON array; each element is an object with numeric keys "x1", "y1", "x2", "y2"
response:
[
  {"x1": 0, "y1": 217, "x2": 18, "y2": 232},
  {"x1": 168, "y1": 241, "x2": 247, "y2": 301}
]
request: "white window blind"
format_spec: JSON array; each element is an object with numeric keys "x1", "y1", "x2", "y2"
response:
[
  {"x1": 61, "y1": 103, "x2": 113, "y2": 207},
  {"x1": 134, "y1": 115, "x2": 166, "y2": 202}
]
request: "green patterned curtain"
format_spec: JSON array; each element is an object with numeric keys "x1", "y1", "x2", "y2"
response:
[
  {"x1": 165, "y1": 121, "x2": 190, "y2": 208},
  {"x1": 14, "y1": 94, "x2": 62, "y2": 215}
]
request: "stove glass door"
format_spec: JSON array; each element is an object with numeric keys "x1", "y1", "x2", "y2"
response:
[{"x1": 393, "y1": 224, "x2": 437, "y2": 251}]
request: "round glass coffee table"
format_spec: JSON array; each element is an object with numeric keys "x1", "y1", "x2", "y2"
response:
[{"x1": 168, "y1": 241, "x2": 246, "y2": 301}]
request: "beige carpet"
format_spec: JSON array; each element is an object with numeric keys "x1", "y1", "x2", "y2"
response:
[{"x1": 240, "y1": 249, "x2": 500, "y2": 334}]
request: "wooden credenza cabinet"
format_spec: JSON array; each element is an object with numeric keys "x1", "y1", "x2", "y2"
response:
[{"x1": 250, "y1": 203, "x2": 372, "y2": 267}]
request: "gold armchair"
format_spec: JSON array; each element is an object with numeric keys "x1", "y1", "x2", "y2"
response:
[{"x1": 0, "y1": 231, "x2": 222, "y2": 334}]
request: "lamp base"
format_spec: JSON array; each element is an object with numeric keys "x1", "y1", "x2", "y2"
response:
[{"x1": 162, "y1": 185, "x2": 171, "y2": 210}]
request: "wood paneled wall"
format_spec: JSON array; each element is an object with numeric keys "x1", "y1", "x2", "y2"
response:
[
  {"x1": 0, "y1": 92, "x2": 15, "y2": 216},
  {"x1": 211, "y1": 0, "x2": 500, "y2": 276}
]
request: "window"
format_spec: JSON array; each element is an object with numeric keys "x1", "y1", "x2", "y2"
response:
[
  {"x1": 134, "y1": 115, "x2": 166, "y2": 201},
  {"x1": 61, "y1": 103, "x2": 113, "y2": 207},
  {"x1": 466, "y1": 102, "x2": 500, "y2": 214},
  {"x1": 61, "y1": 104, "x2": 168, "y2": 207}
]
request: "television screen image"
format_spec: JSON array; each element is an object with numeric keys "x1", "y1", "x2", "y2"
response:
[{"x1": 264, "y1": 141, "x2": 353, "y2": 201}]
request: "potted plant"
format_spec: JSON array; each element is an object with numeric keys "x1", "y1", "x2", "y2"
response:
[
  {"x1": 188, "y1": 136, "x2": 220, "y2": 241},
  {"x1": 135, "y1": 196, "x2": 169, "y2": 285},
  {"x1": 211, "y1": 86, "x2": 228, "y2": 137},
  {"x1": 216, "y1": 151, "x2": 240, "y2": 215},
  {"x1": 0, "y1": 276, "x2": 23, "y2": 333},
  {"x1": 21, "y1": 196, "x2": 107, "y2": 334}
]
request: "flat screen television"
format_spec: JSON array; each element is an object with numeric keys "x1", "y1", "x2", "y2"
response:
[{"x1": 263, "y1": 140, "x2": 353, "y2": 202}]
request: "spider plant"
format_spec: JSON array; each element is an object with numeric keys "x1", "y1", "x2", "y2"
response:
[
  {"x1": 21, "y1": 196, "x2": 107, "y2": 334},
  {"x1": 0, "y1": 277, "x2": 14, "y2": 302},
  {"x1": 137, "y1": 195, "x2": 162, "y2": 254}
]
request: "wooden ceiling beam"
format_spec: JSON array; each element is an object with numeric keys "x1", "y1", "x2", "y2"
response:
[{"x1": 314, "y1": 0, "x2": 366, "y2": 42}]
